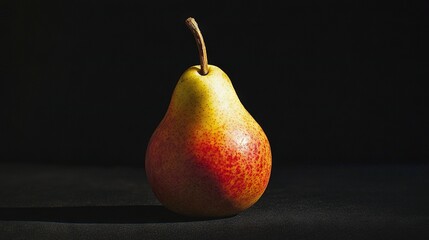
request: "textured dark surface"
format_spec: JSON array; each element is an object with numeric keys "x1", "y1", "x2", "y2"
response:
[{"x1": 0, "y1": 163, "x2": 428, "y2": 240}]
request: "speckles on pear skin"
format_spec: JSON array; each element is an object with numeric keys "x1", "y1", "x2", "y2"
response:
[{"x1": 188, "y1": 121, "x2": 271, "y2": 210}]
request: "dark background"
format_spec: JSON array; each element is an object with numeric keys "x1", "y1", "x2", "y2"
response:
[{"x1": 2, "y1": 0, "x2": 428, "y2": 167}]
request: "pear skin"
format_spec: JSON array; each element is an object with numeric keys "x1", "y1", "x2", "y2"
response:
[
  {"x1": 145, "y1": 65, "x2": 272, "y2": 217},
  {"x1": 145, "y1": 17, "x2": 272, "y2": 217}
]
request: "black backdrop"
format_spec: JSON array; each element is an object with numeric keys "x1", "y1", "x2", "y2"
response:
[{"x1": 2, "y1": 0, "x2": 428, "y2": 167}]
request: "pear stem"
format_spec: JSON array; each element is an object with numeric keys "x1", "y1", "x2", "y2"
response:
[{"x1": 185, "y1": 17, "x2": 209, "y2": 75}]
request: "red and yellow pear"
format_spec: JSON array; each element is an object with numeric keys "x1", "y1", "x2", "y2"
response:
[{"x1": 145, "y1": 17, "x2": 272, "y2": 217}]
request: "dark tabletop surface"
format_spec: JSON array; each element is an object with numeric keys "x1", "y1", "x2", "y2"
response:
[{"x1": 0, "y1": 163, "x2": 428, "y2": 240}]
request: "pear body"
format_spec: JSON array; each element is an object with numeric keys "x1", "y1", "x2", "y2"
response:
[{"x1": 145, "y1": 65, "x2": 272, "y2": 217}]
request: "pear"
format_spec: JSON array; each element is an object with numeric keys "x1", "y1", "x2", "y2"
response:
[{"x1": 145, "y1": 17, "x2": 272, "y2": 217}]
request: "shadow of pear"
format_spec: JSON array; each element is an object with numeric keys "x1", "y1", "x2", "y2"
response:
[{"x1": 0, "y1": 205, "x2": 235, "y2": 224}]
